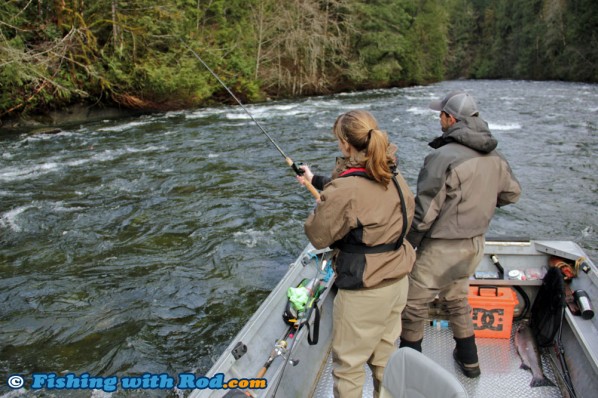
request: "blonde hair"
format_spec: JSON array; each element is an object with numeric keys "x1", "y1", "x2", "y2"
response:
[{"x1": 333, "y1": 110, "x2": 393, "y2": 186}]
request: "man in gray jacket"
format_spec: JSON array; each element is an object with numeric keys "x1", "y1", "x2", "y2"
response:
[{"x1": 399, "y1": 91, "x2": 521, "y2": 378}]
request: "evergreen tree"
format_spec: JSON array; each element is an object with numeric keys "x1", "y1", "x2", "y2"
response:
[{"x1": 1, "y1": 0, "x2": 597, "y2": 123}]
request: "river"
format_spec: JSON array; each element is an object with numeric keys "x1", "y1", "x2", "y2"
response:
[{"x1": 1, "y1": 80, "x2": 596, "y2": 397}]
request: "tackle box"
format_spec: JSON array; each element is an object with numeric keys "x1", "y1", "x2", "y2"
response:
[{"x1": 468, "y1": 286, "x2": 518, "y2": 339}]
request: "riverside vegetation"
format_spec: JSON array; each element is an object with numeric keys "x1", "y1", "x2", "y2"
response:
[{"x1": 1, "y1": 0, "x2": 597, "y2": 126}]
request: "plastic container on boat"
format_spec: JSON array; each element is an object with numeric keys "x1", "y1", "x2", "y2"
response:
[
  {"x1": 468, "y1": 286, "x2": 519, "y2": 339},
  {"x1": 508, "y1": 269, "x2": 524, "y2": 280},
  {"x1": 430, "y1": 319, "x2": 450, "y2": 330}
]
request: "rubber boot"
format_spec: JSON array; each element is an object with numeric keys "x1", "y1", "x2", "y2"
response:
[
  {"x1": 453, "y1": 335, "x2": 481, "y2": 378},
  {"x1": 399, "y1": 338, "x2": 422, "y2": 353}
]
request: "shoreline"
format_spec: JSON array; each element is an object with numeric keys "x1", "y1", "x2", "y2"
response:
[{"x1": 0, "y1": 103, "x2": 151, "y2": 135}]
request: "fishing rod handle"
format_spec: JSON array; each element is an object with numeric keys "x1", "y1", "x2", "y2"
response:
[
  {"x1": 285, "y1": 157, "x2": 321, "y2": 200},
  {"x1": 305, "y1": 181, "x2": 321, "y2": 200},
  {"x1": 256, "y1": 367, "x2": 267, "y2": 378}
]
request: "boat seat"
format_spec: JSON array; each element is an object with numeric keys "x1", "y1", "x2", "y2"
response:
[{"x1": 379, "y1": 347, "x2": 468, "y2": 398}]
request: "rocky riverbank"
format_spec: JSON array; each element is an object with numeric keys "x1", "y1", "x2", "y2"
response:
[{"x1": 0, "y1": 104, "x2": 146, "y2": 134}]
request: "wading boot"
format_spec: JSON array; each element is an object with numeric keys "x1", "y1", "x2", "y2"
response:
[
  {"x1": 399, "y1": 338, "x2": 423, "y2": 353},
  {"x1": 453, "y1": 336, "x2": 481, "y2": 378}
]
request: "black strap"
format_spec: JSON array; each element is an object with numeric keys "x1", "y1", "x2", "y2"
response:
[
  {"x1": 334, "y1": 174, "x2": 408, "y2": 254},
  {"x1": 333, "y1": 241, "x2": 398, "y2": 254},
  {"x1": 306, "y1": 304, "x2": 320, "y2": 345},
  {"x1": 391, "y1": 175, "x2": 408, "y2": 250}
]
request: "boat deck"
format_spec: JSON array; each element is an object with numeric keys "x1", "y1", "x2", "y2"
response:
[
  {"x1": 193, "y1": 241, "x2": 597, "y2": 398},
  {"x1": 313, "y1": 321, "x2": 564, "y2": 398}
]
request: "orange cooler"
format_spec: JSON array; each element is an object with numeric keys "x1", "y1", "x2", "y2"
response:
[{"x1": 468, "y1": 286, "x2": 518, "y2": 339}]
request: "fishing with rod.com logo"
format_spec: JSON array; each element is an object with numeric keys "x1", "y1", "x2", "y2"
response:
[{"x1": 6, "y1": 372, "x2": 267, "y2": 392}]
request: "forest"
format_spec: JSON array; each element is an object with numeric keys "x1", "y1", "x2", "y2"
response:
[{"x1": 1, "y1": 0, "x2": 597, "y2": 123}]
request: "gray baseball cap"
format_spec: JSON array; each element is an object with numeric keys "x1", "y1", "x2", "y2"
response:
[{"x1": 429, "y1": 91, "x2": 478, "y2": 120}]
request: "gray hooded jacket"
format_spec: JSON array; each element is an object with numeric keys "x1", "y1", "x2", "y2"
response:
[{"x1": 408, "y1": 116, "x2": 521, "y2": 247}]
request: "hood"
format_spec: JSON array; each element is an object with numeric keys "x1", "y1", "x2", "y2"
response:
[
  {"x1": 429, "y1": 116, "x2": 497, "y2": 154},
  {"x1": 331, "y1": 143, "x2": 398, "y2": 179}
]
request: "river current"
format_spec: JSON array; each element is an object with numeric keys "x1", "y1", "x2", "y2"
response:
[{"x1": 1, "y1": 80, "x2": 597, "y2": 397}]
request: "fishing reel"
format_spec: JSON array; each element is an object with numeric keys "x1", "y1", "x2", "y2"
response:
[
  {"x1": 272, "y1": 340, "x2": 299, "y2": 366},
  {"x1": 292, "y1": 161, "x2": 306, "y2": 176},
  {"x1": 273, "y1": 340, "x2": 288, "y2": 356}
]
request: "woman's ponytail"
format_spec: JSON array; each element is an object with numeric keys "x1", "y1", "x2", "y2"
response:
[
  {"x1": 364, "y1": 128, "x2": 392, "y2": 186},
  {"x1": 333, "y1": 110, "x2": 393, "y2": 187}
]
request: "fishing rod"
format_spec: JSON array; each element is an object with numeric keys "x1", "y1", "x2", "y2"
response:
[
  {"x1": 243, "y1": 256, "x2": 331, "y2": 396},
  {"x1": 223, "y1": 281, "x2": 320, "y2": 397},
  {"x1": 269, "y1": 297, "x2": 317, "y2": 397},
  {"x1": 256, "y1": 336, "x2": 293, "y2": 379},
  {"x1": 269, "y1": 258, "x2": 332, "y2": 396},
  {"x1": 181, "y1": 40, "x2": 320, "y2": 200}
]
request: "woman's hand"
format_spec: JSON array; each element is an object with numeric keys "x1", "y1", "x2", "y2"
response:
[{"x1": 296, "y1": 165, "x2": 314, "y2": 185}]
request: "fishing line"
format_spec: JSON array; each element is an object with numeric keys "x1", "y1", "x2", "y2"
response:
[{"x1": 180, "y1": 40, "x2": 320, "y2": 200}]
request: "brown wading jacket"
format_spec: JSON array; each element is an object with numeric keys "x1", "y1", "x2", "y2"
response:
[
  {"x1": 407, "y1": 116, "x2": 522, "y2": 247},
  {"x1": 304, "y1": 149, "x2": 416, "y2": 289}
]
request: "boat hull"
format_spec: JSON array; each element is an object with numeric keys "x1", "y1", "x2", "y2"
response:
[
  {"x1": 190, "y1": 245, "x2": 336, "y2": 398},
  {"x1": 191, "y1": 240, "x2": 598, "y2": 398}
]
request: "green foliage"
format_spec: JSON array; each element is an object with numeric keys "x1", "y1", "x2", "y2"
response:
[
  {"x1": 402, "y1": 0, "x2": 448, "y2": 84},
  {"x1": 1, "y1": 0, "x2": 597, "y2": 122},
  {"x1": 445, "y1": 0, "x2": 478, "y2": 79},
  {"x1": 446, "y1": 0, "x2": 598, "y2": 82},
  {"x1": 553, "y1": 0, "x2": 598, "y2": 81},
  {"x1": 343, "y1": 0, "x2": 411, "y2": 86}
]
